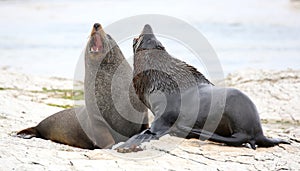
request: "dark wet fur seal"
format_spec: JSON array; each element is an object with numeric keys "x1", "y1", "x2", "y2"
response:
[
  {"x1": 117, "y1": 24, "x2": 290, "y2": 151},
  {"x1": 17, "y1": 23, "x2": 148, "y2": 149}
]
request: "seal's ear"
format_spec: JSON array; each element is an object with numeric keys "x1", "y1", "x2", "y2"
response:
[
  {"x1": 133, "y1": 38, "x2": 138, "y2": 48},
  {"x1": 133, "y1": 37, "x2": 143, "y2": 53},
  {"x1": 133, "y1": 38, "x2": 138, "y2": 53}
]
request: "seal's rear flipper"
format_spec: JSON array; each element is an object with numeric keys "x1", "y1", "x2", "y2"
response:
[
  {"x1": 255, "y1": 135, "x2": 291, "y2": 147},
  {"x1": 190, "y1": 129, "x2": 251, "y2": 148},
  {"x1": 116, "y1": 129, "x2": 158, "y2": 153},
  {"x1": 16, "y1": 127, "x2": 40, "y2": 139},
  {"x1": 191, "y1": 129, "x2": 290, "y2": 149}
]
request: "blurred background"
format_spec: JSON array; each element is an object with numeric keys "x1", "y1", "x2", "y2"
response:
[{"x1": 0, "y1": 0, "x2": 299, "y2": 78}]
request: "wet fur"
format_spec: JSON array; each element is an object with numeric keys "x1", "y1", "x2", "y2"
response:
[
  {"x1": 119, "y1": 24, "x2": 290, "y2": 151},
  {"x1": 133, "y1": 49, "x2": 212, "y2": 106}
]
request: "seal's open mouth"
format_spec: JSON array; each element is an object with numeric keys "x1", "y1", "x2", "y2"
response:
[
  {"x1": 90, "y1": 33, "x2": 103, "y2": 53},
  {"x1": 89, "y1": 23, "x2": 104, "y2": 53}
]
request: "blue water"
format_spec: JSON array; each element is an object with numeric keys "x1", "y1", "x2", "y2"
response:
[{"x1": 0, "y1": 0, "x2": 300, "y2": 78}]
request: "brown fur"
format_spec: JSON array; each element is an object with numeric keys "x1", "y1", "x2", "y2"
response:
[{"x1": 17, "y1": 23, "x2": 148, "y2": 149}]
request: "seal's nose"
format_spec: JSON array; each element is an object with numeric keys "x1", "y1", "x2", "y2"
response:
[
  {"x1": 142, "y1": 24, "x2": 153, "y2": 35},
  {"x1": 93, "y1": 23, "x2": 101, "y2": 30},
  {"x1": 144, "y1": 24, "x2": 151, "y2": 29}
]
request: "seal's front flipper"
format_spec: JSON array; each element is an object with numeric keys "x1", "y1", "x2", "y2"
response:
[
  {"x1": 16, "y1": 127, "x2": 40, "y2": 139},
  {"x1": 89, "y1": 121, "x2": 115, "y2": 149},
  {"x1": 116, "y1": 129, "x2": 158, "y2": 153}
]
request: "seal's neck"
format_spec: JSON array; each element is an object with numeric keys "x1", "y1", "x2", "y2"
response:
[
  {"x1": 133, "y1": 49, "x2": 213, "y2": 103},
  {"x1": 84, "y1": 38, "x2": 126, "y2": 96}
]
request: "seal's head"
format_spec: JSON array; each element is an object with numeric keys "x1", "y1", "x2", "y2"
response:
[
  {"x1": 89, "y1": 23, "x2": 104, "y2": 53},
  {"x1": 86, "y1": 23, "x2": 114, "y2": 62},
  {"x1": 132, "y1": 24, "x2": 213, "y2": 103},
  {"x1": 133, "y1": 24, "x2": 165, "y2": 53}
]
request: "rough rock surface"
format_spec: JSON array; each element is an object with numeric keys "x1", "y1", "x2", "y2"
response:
[
  {"x1": 0, "y1": 69, "x2": 299, "y2": 170},
  {"x1": 224, "y1": 69, "x2": 300, "y2": 123}
]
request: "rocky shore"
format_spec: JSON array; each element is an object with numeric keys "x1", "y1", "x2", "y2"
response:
[{"x1": 0, "y1": 69, "x2": 299, "y2": 170}]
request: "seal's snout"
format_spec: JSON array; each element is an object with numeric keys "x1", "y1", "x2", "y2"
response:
[
  {"x1": 89, "y1": 23, "x2": 103, "y2": 53},
  {"x1": 144, "y1": 24, "x2": 151, "y2": 29},
  {"x1": 133, "y1": 24, "x2": 165, "y2": 53},
  {"x1": 91, "y1": 23, "x2": 102, "y2": 35},
  {"x1": 93, "y1": 23, "x2": 101, "y2": 31},
  {"x1": 142, "y1": 24, "x2": 154, "y2": 35}
]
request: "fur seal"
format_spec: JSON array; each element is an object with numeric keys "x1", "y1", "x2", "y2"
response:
[
  {"x1": 117, "y1": 24, "x2": 290, "y2": 151},
  {"x1": 17, "y1": 108, "x2": 98, "y2": 149},
  {"x1": 17, "y1": 23, "x2": 148, "y2": 149},
  {"x1": 80, "y1": 23, "x2": 148, "y2": 146}
]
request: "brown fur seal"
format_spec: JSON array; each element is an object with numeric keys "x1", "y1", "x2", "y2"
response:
[
  {"x1": 79, "y1": 23, "x2": 148, "y2": 146},
  {"x1": 117, "y1": 24, "x2": 290, "y2": 151},
  {"x1": 17, "y1": 108, "x2": 98, "y2": 149},
  {"x1": 17, "y1": 23, "x2": 148, "y2": 149}
]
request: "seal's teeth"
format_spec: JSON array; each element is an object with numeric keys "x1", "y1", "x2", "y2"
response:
[{"x1": 90, "y1": 47, "x2": 100, "y2": 53}]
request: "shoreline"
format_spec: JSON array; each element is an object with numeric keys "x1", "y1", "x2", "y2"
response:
[{"x1": 0, "y1": 68, "x2": 300, "y2": 170}]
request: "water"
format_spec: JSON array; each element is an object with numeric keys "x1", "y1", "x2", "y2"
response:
[{"x1": 0, "y1": 0, "x2": 299, "y2": 79}]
